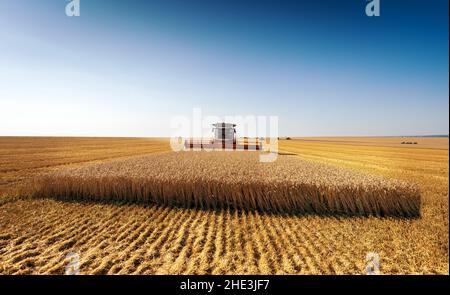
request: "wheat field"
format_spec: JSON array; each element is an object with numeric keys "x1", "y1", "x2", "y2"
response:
[
  {"x1": 0, "y1": 137, "x2": 448, "y2": 274},
  {"x1": 0, "y1": 137, "x2": 169, "y2": 200},
  {"x1": 33, "y1": 152, "x2": 420, "y2": 216}
]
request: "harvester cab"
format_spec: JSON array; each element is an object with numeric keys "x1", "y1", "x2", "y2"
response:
[{"x1": 212, "y1": 123, "x2": 236, "y2": 147}]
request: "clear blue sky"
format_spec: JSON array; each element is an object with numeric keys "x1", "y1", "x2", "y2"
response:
[{"x1": 0, "y1": 0, "x2": 448, "y2": 136}]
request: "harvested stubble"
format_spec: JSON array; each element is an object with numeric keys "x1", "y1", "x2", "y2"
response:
[{"x1": 32, "y1": 152, "x2": 421, "y2": 217}]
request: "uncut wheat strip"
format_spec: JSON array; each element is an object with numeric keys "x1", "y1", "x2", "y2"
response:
[
  {"x1": 32, "y1": 162, "x2": 408, "y2": 215},
  {"x1": 33, "y1": 177, "x2": 420, "y2": 217},
  {"x1": 32, "y1": 152, "x2": 421, "y2": 217},
  {"x1": 41, "y1": 178, "x2": 416, "y2": 215}
]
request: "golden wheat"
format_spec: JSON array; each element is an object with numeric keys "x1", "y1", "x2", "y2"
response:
[
  {"x1": 0, "y1": 136, "x2": 170, "y2": 200},
  {"x1": 1, "y1": 137, "x2": 447, "y2": 274},
  {"x1": 33, "y1": 151, "x2": 420, "y2": 217}
]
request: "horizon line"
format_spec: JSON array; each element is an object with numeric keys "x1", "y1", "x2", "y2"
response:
[{"x1": 0, "y1": 134, "x2": 448, "y2": 138}]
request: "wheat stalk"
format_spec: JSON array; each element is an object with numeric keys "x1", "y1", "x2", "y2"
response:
[{"x1": 32, "y1": 152, "x2": 421, "y2": 217}]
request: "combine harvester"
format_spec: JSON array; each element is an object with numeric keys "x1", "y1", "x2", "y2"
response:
[{"x1": 184, "y1": 123, "x2": 262, "y2": 151}]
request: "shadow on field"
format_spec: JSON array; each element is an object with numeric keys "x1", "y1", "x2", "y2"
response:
[{"x1": 31, "y1": 195, "x2": 421, "y2": 220}]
